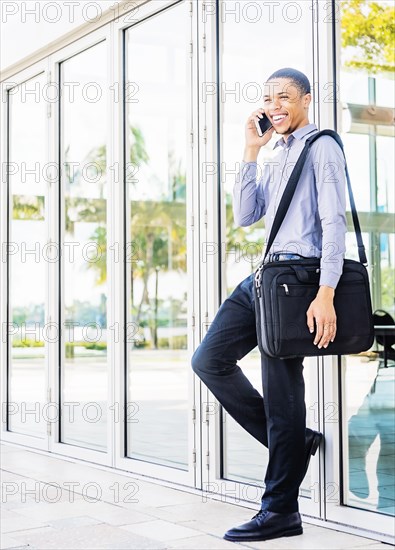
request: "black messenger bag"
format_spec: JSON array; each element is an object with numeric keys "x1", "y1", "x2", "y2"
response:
[{"x1": 253, "y1": 129, "x2": 375, "y2": 359}]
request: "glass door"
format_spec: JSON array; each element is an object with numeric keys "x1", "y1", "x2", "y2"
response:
[
  {"x1": 325, "y1": 0, "x2": 394, "y2": 539},
  {"x1": 202, "y1": 0, "x2": 322, "y2": 516},
  {"x1": 49, "y1": 32, "x2": 112, "y2": 463},
  {"x1": 118, "y1": 0, "x2": 196, "y2": 485},
  {"x1": 3, "y1": 68, "x2": 49, "y2": 448}
]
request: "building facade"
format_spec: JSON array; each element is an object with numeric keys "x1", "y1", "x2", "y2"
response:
[{"x1": 1, "y1": 0, "x2": 394, "y2": 542}]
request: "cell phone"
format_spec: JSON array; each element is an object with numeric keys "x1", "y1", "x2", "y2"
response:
[{"x1": 255, "y1": 113, "x2": 273, "y2": 137}]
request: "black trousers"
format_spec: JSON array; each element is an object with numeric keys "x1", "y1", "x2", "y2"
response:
[{"x1": 191, "y1": 272, "x2": 315, "y2": 513}]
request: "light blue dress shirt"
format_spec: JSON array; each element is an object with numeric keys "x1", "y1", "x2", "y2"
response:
[{"x1": 233, "y1": 123, "x2": 347, "y2": 289}]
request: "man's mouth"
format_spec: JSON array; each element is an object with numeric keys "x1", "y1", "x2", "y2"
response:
[{"x1": 271, "y1": 114, "x2": 288, "y2": 126}]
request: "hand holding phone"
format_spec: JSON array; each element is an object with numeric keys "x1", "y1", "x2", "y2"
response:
[
  {"x1": 255, "y1": 112, "x2": 273, "y2": 137},
  {"x1": 245, "y1": 108, "x2": 274, "y2": 151}
]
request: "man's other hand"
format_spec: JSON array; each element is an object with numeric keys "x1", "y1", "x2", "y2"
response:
[{"x1": 306, "y1": 286, "x2": 336, "y2": 348}]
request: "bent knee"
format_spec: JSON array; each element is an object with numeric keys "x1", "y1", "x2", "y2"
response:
[
  {"x1": 192, "y1": 346, "x2": 233, "y2": 376},
  {"x1": 191, "y1": 345, "x2": 214, "y2": 375},
  {"x1": 191, "y1": 347, "x2": 203, "y2": 373}
]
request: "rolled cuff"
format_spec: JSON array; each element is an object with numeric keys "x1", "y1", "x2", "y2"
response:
[{"x1": 319, "y1": 270, "x2": 342, "y2": 290}]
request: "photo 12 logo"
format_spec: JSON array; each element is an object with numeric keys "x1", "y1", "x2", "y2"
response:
[{"x1": 1, "y1": 2, "x2": 141, "y2": 25}]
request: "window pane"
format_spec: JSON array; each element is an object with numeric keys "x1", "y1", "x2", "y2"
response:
[
  {"x1": 60, "y1": 41, "x2": 108, "y2": 451},
  {"x1": 342, "y1": 134, "x2": 371, "y2": 212},
  {"x1": 345, "y1": 359, "x2": 395, "y2": 515},
  {"x1": 125, "y1": 1, "x2": 189, "y2": 469},
  {"x1": 377, "y1": 136, "x2": 395, "y2": 214},
  {"x1": 7, "y1": 73, "x2": 47, "y2": 437},
  {"x1": 339, "y1": 0, "x2": 395, "y2": 516}
]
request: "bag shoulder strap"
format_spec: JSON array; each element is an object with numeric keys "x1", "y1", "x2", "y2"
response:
[{"x1": 263, "y1": 128, "x2": 368, "y2": 265}]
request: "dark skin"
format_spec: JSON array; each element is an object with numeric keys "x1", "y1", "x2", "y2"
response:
[{"x1": 242, "y1": 77, "x2": 337, "y2": 349}]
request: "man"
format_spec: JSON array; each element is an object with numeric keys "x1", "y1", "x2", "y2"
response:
[{"x1": 191, "y1": 67, "x2": 347, "y2": 542}]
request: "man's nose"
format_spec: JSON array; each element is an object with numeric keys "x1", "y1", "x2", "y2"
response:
[{"x1": 270, "y1": 98, "x2": 281, "y2": 110}]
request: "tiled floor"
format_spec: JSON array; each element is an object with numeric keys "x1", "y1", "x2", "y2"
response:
[{"x1": 0, "y1": 444, "x2": 391, "y2": 550}]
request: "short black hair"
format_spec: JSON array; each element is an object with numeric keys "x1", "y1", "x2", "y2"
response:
[{"x1": 266, "y1": 67, "x2": 311, "y2": 96}]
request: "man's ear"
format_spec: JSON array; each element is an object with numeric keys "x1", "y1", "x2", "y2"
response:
[{"x1": 304, "y1": 93, "x2": 312, "y2": 110}]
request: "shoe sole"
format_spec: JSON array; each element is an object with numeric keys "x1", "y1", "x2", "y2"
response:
[
  {"x1": 303, "y1": 432, "x2": 323, "y2": 477},
  {"x1": 223, "y1": 526, "x2": 303, "y2": 542},
  {"x1": 310, "y1": 432, "x2": 323, "y2": 457}
]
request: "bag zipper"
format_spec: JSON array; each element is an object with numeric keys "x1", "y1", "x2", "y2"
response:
[{"x1": 254, "y1": 264, "x2": 264, "y2": 297}]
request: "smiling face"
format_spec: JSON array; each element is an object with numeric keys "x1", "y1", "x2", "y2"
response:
[{"x1": 263, "y1": 77, "x2": 311, "y2": 139}]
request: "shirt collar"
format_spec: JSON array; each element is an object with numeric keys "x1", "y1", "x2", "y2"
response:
[{"x1": 273, "y1": 123, "x2": 318, "y2": 150}]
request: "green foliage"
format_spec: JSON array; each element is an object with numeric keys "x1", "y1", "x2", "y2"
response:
[
  {"x1": 76, "y1": 122, "x2": 188, "y2": 349},
  {"x1": 13, "y1": 195, "x2": 45, "y2": 220},
  {"x1": 65, "y1": 341, "x2": 107, "y2": 358},
  {"x1": 341, "y1": 0, "x2": 395, "y2": 73},
  {"x1": 84, "y1": 342, "x2": 107, "y2": 351},
  {"x1": 12, "y1": 338, "x2": 44, "y2": 348},
  {"x1": 381, "y1": 266, "x2": 395, "y2": 314},
  {"x1": 86, "y1": 226, "x2": 107, "y2": 285},
  {"x1": 157, "y1": 335, "x2": 187, "y2": 349},
  {"x1": 129, "y1": 125, "x2": 150, "y2": 166}
]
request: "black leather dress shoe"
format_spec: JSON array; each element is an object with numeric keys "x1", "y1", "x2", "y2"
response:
[{"x1": 223, "y1": 509, "x2": 303, "y2": 542}]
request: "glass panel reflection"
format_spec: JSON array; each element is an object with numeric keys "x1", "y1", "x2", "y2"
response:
[
  {"x1": 60, "y1": 41, "x2": 108, "y2": 451},
  {"x1": 345, "y1": 358, "x2": 395, "y2": 515},
  {"x1": 220, "y1": 0, "x2": 316, "y2": 497},
  {"x1": 339, "y1": 0, "x2": 395, "y2": 516},
  {"x1": 125, "y1": 1, "x2": 189, "y2": 469},
  {"x1": 8, "y1": 74, "x2": 47, "y2": 437}
]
